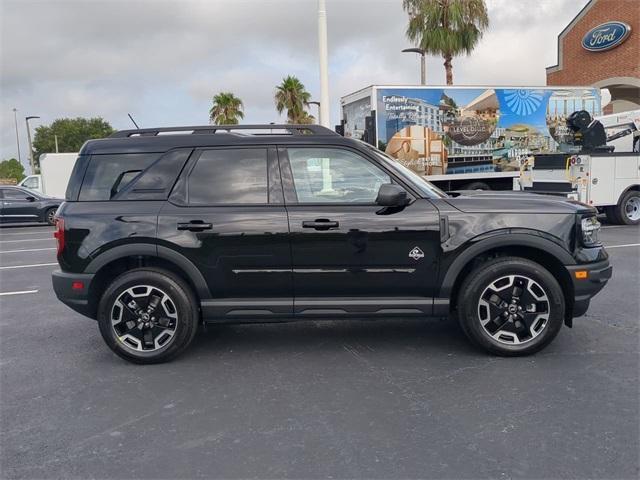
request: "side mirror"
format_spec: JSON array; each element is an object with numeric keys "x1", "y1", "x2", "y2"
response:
[
  {"x1": 25, "y1": 196, "x2": 36, "y2": 202},
  {"x1": 375, "y1": 183, "x2": 409, "y2": 207}
]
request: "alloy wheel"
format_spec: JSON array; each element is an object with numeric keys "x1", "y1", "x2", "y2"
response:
[
  {"x1": 110, "y1": 285, "x2": 178, "y2": 352},
  {"x1": 477, "y1": 275, "x2": 550, "y2": 345}
]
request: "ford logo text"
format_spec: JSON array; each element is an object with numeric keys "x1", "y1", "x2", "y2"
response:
[{"x1": 582, "y1": 21, "x2": 632, "y2": 52}]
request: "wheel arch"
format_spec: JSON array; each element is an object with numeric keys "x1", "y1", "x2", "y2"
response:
[
  {"x1": 85, "y1": 244, "x2": 211, "y2": 318},
  {"x1": 617, "y1": 184, "x2": 640, "y2": 204},
  {"x1": 441, "y1": 234, "x2": 576, "y2": 326}
]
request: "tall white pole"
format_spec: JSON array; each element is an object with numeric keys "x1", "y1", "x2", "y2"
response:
[
  {"x1": 13, "y1": 108, "x2": 21, "y2": 163},
  {"x1": 318, "y1": 0, "x2": 330, "y2": 128}
]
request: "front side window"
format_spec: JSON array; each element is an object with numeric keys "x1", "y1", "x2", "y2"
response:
[
  {"x1": 287, "y1": 147, "x2": 390, "y2": 203},
  {"x1": 2, "y1": 188, "x2": 34, "y2": 200},
  {"x1": 187, "y1": 148, "x2": 268, "y2": 204}
]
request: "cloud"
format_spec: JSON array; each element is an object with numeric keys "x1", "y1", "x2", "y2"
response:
[{"x1": 1, "y1": 0, "x2": 586, "y2": 166}]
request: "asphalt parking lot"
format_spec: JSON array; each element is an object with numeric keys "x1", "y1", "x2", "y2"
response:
[{"x1": 1, "y1": 221, "x2": 638, "y2": 479}]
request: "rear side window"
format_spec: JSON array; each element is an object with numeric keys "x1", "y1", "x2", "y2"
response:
[
  {"x1": 79, "y1": 154, "x2": 159, "y2": 201},
  {"x1": 187, "y1": 148, "x2": 268, "y2": 204}
]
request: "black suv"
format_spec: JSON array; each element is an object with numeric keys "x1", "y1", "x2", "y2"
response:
[{"x1": 52, "y1": 125, "x2": 612, "y2": 363}]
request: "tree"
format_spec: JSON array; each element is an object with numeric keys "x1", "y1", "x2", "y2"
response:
[
  {"x1": 209, "y1": 92, "x2": 244, "y2": 125},
  {"x1": 32, "y1": 117, "x2": 115, "y2": 161},
  {"x1": 403, "y1": 0, "x2": 489, "y2": 85},
  {"x1": 274, "y1": 75, "x2": 313, "y2": 124},
  {"x1": 0, "y1": 158, "x2": 26, "y2": 183}
]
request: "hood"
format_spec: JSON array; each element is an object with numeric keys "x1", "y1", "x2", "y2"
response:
[{"x1": 444, "y1": 190, "x2": 596, "y2": 215}]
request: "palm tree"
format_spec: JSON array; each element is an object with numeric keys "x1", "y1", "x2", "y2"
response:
[
  {"x1": 274, "y1": 76, "x2": 313, "y2": 124},
  {"x1": 209, "y1": 92, "x2": 244, "y2": 125},
  {"x1": 403, "y1": 0, "x2": 489, "y2": 85}
]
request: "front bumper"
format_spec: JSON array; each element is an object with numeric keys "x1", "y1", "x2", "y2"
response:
[
  {"x1": 565, "y1": 259, "x2": 612, "y2": 318},
  {"x1": 52, "y1": 270, "x2": 96, "y2": 319}
]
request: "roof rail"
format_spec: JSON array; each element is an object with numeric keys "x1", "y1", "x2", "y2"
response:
[{"x1": 109, "y1": 124, "x2": 338, "y2": 138}]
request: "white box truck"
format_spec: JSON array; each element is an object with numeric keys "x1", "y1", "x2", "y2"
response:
[
  {"x1": 19, "y1": 153, "x2": 78, "y2": 198},
  {"x1": 340, "y1": 85, "x2": 602, "y2": 191}
]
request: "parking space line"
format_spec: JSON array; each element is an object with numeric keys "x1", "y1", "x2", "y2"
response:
[
  {"x1": 606, "y1": 243, "x2": 640, "y2": 249},
  {"x1": 0, "y1": 263, "x2": 58, "y2": 270},
  {"x1": 0, "y1": 231, "x2": 54, "y2": 237},
  {"x1": 0, "y1": 248, "x2": 56, "y2": 254},
  {"x1": 0, "y1": 238, "x2": 53, "y2": 243},
  {"x1": 0, "y1": 290, "x2": 39, "y2": 297}
]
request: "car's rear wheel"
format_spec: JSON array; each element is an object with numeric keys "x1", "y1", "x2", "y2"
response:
[
  {"x1": 97, "y1": 268, "x2": 199, "y2": 364},
  {"x1": 457, "y1": 256, "x2": 564, "y2": 356},
  {"x1": 617, "y1": 191, "x2": 640, "y2": 225},
  {"x1": 45, "y1": 207, "x2": 57, "y2": 226}
]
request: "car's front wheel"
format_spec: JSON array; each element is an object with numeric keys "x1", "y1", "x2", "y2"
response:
[
  {"x1": 457, "y1": 257, "x2": 565, "y2": 356},
  {"x1": 97, "y1": 268, "x2": 199, "y2": 364}
]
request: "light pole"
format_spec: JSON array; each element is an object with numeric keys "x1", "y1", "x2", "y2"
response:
[
  {"x1": 25, "y1": 115, "x2": 40, "y2": 174},
  {"x1": 317, "y1": 0, "x2": 330, "y2": 127},
  {"x1": 12, "y1": 108, "x2": 21, "y2": 163},
  {"x1": 308, "y1": 101, "x2": 321, "y2": 122},
  {"x1": 402, "y1": 47, "x2": 427, "y2": 85}
]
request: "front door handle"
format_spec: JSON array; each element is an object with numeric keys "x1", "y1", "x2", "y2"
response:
[
  {"x1": 177, "y1": 220, "x2": 213, "y2": 231},
  {"x1": 302, "y1": 219, "x2": 339, "y2": 230}
]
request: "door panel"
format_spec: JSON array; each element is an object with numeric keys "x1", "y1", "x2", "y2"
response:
[
  {"x1": 287, "y1": 202, "x2": 441, "y2": 299},
  {"x1": 158, "y1": 204, "x2": 292, "y2": 299},
  {"x1": 280, "y1": 146, "x2": 441, "y2": 314},
  {"x1": 157, "y1": 146, "x2": 292, "y2": 316}
]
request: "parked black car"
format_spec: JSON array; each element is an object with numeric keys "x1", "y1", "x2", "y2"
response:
[
  {"x1": 52, "y1": 125, "x2": 612, "y2": 363},
  {"x1": 0, "y1": 186, "x2": 61, "y2": 225}
]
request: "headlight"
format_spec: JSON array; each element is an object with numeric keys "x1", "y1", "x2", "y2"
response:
[{"x1": 581, "y1": 216, "x2": 601, "y2": 246}]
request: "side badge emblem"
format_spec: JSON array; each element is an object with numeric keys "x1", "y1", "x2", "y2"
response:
[{"x1": 408, "y1": 246, "x2": 424, "y2": 260}]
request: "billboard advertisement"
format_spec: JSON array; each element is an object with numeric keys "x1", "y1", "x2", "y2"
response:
[{"x1": 375, "y1": 87, "x2": 601, "y2": 175}]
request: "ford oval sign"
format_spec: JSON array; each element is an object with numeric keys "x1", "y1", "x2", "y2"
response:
[{"x1": 582, "y1": 21, "x2": 631, "y2": 52}]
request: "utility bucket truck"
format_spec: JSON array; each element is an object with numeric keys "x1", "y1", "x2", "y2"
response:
[{"x1": 565, "y1": 110, "x2": 640, "y2": 224}]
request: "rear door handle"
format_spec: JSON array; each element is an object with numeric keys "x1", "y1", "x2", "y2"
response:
[
  {"x1": 302, "y1": 219, "x2": 339, "y2": 230},
  {"x1": 177, "y1": 220, "x2": 213, "y2": 231}
]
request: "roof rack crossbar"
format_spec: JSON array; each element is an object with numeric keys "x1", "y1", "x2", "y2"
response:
[{"x1": 110, "y1": 124, "x2": 338, "y2": 138}]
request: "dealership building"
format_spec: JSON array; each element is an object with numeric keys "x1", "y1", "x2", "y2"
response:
[{"x1": 546, "y1": 0, "x2": 639, "y2": 113}]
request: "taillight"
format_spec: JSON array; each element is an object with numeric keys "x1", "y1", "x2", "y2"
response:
[{"x1": 53, "y1": 218, "x2": 65, "y2": 254}]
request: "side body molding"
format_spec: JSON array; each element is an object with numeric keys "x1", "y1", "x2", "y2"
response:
[{"x1": 439, "y1": 232, "x2": 576, "y2": 298}]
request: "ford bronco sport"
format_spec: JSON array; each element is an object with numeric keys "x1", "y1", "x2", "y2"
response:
[{"x1": 52, "y1": 125, "x2": 612, "y2": 363}]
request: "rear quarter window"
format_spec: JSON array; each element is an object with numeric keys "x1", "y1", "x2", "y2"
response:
[{"x1": 78, "y1": 153, "x2": 159, "y2": 201}]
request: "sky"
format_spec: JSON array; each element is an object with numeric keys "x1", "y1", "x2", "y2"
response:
[{"x1": 0, "y1": 0, "x2": 587, "y2": 168}]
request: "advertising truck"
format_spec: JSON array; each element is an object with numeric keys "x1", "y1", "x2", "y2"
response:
[{"x1": 340, "y1": 85, "x2": 602, "y2": 191}]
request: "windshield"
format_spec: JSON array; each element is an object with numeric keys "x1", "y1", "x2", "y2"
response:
[{"x1": 359, "y1": 142, "x2": 449, "y2": 199}]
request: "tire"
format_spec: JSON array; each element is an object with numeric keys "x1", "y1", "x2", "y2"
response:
[
  {"x1": 456, "y1": 256, "x2": 565, "y2": 356},
  {"x1": 613, "y1": 190, "x2": 640, "y2": 225},
  {"x1": 44, "y1": 207, "x2": 57, "y2": 226},
  {"x1": 462, "y1": 182, "x2": 491, "y2": 191},
  {"x1": 604, "y1": 206, "x2": 622, "y2": 225},
  {"x1": 97, "y1": 268, "x2": 199, "y2": 364}
]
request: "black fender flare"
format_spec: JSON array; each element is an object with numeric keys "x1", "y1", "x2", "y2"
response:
[
  {"x1": 85, "y1": 243, "x2": 211, "y2": 299},
  {"x1": 439, "y1": 232, "x2": 576, "y2": 298}
]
